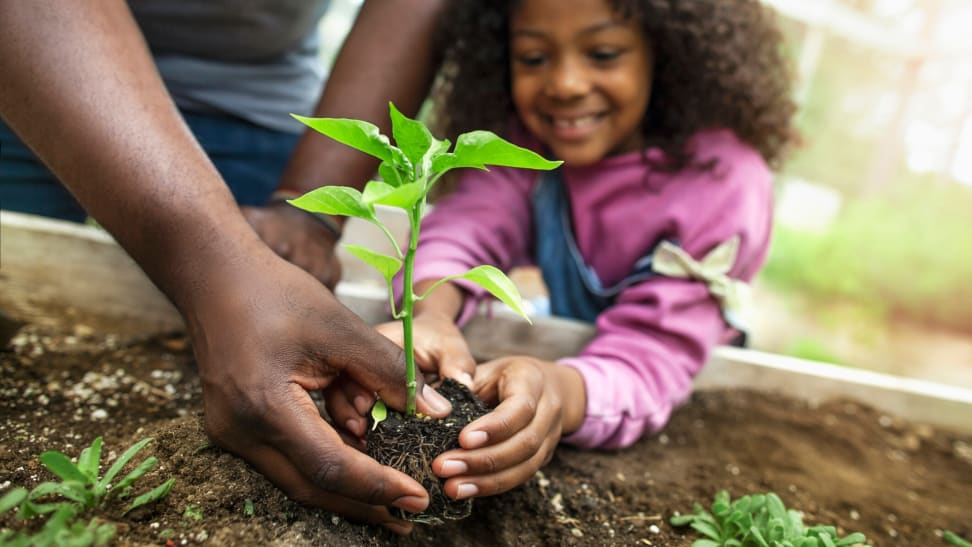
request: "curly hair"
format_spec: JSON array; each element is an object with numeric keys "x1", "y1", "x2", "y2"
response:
[{"x1": 430, "y1": 0, "x2": 798, "y2": 171}]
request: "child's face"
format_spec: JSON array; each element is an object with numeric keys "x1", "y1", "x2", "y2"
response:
[{"x1": 509, "y1": 0, "x2": 652, "y2": 166}]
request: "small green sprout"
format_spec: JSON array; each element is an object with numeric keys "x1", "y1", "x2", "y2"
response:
[
  {"x1": 945, "y1": 531, "x2": 972, "y2": 547},
  {"x1": 183, "y1": 504, "x2": 203, "y2": 522},
  {"x1": 671, "y1": 490, "x2": 870, "y2": 547},
  {"x1": 243, "y1": 498, "x2": 255, "y2": 518},
  {"x1": 290, "y1": 103, "x2": 560, "y2": 415},
  {"x1": 370, "y1": 400, "x2": 388, "y2": 430},
  {"x1": 0, "y1": 437, "x2": 173, "y2": 546}
]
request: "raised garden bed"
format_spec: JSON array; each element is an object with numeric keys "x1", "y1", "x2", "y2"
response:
[{"x1": 2, "y1": 211, "x2": 971, "y2": 545}]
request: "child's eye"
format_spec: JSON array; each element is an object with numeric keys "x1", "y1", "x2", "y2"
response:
[
  {"x1": 515, "y1": 53, "x2": 547, "y2": 67},
  {"x1": 589, "y1": 49, "x2": 622, "y2": 62}
]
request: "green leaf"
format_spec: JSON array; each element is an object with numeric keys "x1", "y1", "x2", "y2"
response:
[
  {"x1": 289, "y1": 186, "x2": 376, "y2": 221},
  {"x1": 432, "y1": 130, "x2": 561, "y2": 173},
  {"x1": 943, "y1": 531, "x2": 972, "y2": 547},
  {"x1": 291, "y1": 114, "x2": 408, "y2": 169},
  {"x1": 99, "y1": 438, "x2": 152, "y2": 490},
  {"x1": 28, "y1": 481, "x2": 90, "y2": 506},
  {"x1": 39, "y1": 451, "x2": 86, "y2": 483},
  {"x1": 112, "y1": 456, "x2": 159, "y2": 494},
  {"x1": 378, "y1": 161, "x2": 405, "y2": 187},
  {"x1": 691, "y1": 520, "x2": 722, "y2": 541},
  {"x1": 362, "y1": 180, "x2": 424, "y2": 210},
  {"x1": 344, "y1": 245, "x2": 402, "y2": 282},
  {"x1": 453, "y1": 265, "x2": 532, "y2": 322},
  {"x1": 691, "y1": 540, "x2": 720, "y2": 547},
  {"x1": 671, "y1": 513, "x2": 697, "y2": 526},
  {"x1": 77, "y1": 437, "x2": 103, "y2": 482},
  {"x1": 389, "y1": 102, "x2": 433, "y2": 172},
  {"x1": 0, "y1": 487, "x2": 27, "y2": 513},
  {"x1": 124, "y1": 478, "x2": 175, "y2": 515},
  {"x1": 371, "y1": 401, "x2": 387, "y2": 431}
]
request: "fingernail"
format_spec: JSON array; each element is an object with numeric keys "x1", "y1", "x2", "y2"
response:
[
  {"x1": 438, "y1": 459, "x2": 468, "y2": 477},
  {"x1": 353, "y1": 395, "x2": 372, "y2": 415},
  {"x1": 464, "y1": 430, "x2": 488, "y2": 448},
  {"x1": 455, "y1": 483, "x2": 479, "y2": 500},
  {"x1": 422, "y1": 384, "x2": 452, "y2": 415},
  {"x1": 457, "y1": 372, "x2": 474, "y2": 388},
  {"x1": 392, "y1": 495, "x2": 428, "y2": 514},
  {"x1": 381, "y1": 521, "x2": 413, "y2": 535}
]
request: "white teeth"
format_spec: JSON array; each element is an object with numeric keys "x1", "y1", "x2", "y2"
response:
[{"x1": 552, "y1": 115, "x2": 598, "y2": 128}]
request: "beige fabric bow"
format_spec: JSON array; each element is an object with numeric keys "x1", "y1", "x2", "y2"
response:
[{"x1": 651, "y1": 235, "x2": 750, "y2": 330}]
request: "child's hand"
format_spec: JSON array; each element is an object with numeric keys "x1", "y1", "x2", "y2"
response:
[
  {"x1": 375, "y1": 312, "x2": 476, "y2": 387},
  {"x1": 431, "y1": 356, "x2": 587, "y2": 500}
]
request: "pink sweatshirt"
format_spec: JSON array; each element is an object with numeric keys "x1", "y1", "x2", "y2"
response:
[{"x1": 410, "y1": 129, "x2": 773, "y2": 449}]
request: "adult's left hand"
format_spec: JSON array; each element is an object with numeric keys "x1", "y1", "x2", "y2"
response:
[{"x1": 243, "y1": 201, "x2": 343, "y2": 290}]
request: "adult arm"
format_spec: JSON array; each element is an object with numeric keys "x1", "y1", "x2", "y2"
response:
[
  {"x1": 0, "y1": 0, "x2": 450, "y2": 532},
  {"x1": 244, "y1": 0, "x2": 447, "y2": 288}
]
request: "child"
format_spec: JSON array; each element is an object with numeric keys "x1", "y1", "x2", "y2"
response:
[{"x1": 340, "y1": 0, "x2": 796, "y2": 502}]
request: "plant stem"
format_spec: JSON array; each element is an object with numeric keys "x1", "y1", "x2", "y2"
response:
[{"x1": 401, "y1": 201, "x2": 423, "y2": 415}]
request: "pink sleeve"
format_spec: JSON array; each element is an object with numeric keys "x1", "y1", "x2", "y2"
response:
[
  {"x1": 560, "y1": 156, "x2": 773, "y2": 450},
  {"x1": 396, "y1": 167, "x2": 535, "y2": 324}
]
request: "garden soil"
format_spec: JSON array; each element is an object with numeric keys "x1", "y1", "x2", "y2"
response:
[{"x1": 1, "y1": 323, "x2": 970, "y2": 546}]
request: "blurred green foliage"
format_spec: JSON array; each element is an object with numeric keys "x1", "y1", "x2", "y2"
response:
[{"x1": 763, "y1": 180, "x2": 972, "y2": 334}]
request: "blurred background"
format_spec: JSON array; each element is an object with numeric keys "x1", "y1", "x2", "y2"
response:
[{"x1": 321, "y1": 0, "x2": 972, "y2": 388}]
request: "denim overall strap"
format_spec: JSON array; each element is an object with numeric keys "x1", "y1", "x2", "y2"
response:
[{"x1": 532, "y1": 168, "x2": 658, "y2": 323}]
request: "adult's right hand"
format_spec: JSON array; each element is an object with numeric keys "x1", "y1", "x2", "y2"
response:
[{"x1": 186, "y1": 241, "x2": 453, "y2": 534}]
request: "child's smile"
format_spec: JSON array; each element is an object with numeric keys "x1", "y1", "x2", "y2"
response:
[{"x1": 510, "y1": 0, "x2": 652, "y2": 166}]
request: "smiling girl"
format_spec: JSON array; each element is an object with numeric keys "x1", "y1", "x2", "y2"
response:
[{"x1": 356, "y1": 0, "x2": 797, "y2": 502}]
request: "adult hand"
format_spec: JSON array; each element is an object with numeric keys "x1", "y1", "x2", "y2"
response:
[
  {"x1": 190, "y1": 244, "x2": 454, "y2": 534},
  {"x1": 326, "y1": 312, "x2": 477, "y2": 438},
  {"x1": 242, "y1": 201, "x2": 343, "y2": 290},
  {"x1": 430, "y1": 356, "x2": 586, "y2": 500}
]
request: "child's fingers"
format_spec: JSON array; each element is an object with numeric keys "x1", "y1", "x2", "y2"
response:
[
  {"x1": 459, "y1": 390, "x2": 538, "y2": 449},
  {"x1": 324, "y1": 382, "x2": 375, "y2": 438},
  {"x1": 374, "y1": 321, "x2": 404, "y2": 347},
  {"x1": 435, "y1": 336, "x2": 476, "y2": 387},
  {"x1": 439, "y1": 433, "x2": 559, "y2": 499}
]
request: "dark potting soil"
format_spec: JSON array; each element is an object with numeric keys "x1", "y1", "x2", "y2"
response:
[
  {"x1": 1, "y1": 324, "x2": 970, "y2": 546},
  {"x1": 366, "y1": 378, "x2": 489, "y2": 525}
]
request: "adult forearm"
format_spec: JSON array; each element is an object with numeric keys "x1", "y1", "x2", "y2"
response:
[
  {"x1": 277, "y1": 0, "x2": 447, "y2": 202},
  {"x1": 0, "y1": 0, "x2": 260, "y2": 312}
]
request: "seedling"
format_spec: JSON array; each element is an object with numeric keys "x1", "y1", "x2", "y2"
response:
[
  {"x1": 0, "y1": 437, "x2": 173, "y2": 546},
  {"x1": 671, "y1": 490, "x2": 870, "y2": 547},
  {"x1": 289, "y1": 102, "x2": 560, "y2": 415}
]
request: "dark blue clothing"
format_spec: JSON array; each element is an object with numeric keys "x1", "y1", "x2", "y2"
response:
[
  {"x1": 531, "y1": 168, "x2": 659, "y2": 323},
  {"x1": 0, "y1": 111, "x2": 298, "y2": 222}
]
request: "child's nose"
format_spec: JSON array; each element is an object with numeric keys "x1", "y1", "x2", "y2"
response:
[{"x1": 545, "y1": 58, "x2": 590, "y2": 100}]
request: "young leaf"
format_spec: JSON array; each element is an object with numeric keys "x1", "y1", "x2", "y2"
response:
[
  {"x1": 362, "y1": 180, "x2": 424, "y2": 210},
  {"x1": 77, "y1": 437, "x2": 103, "y2": 482},
  {"x1": 291, "y1": 114, "x2": 408, "y2": 170},
  {"x1": 28, "y1": 481, "x2": 90, "y2": 506},
  {"x1": 432, "y1": 130, "x2": 562, "y2": 173},
  {"x1": 389, "y1": 102, "x2": 433, "y2": 173},
  {"x1": 98, "y1": 438, "x2": 153, "y2": 490},
  {"x1": 288, "y1": 186, "x2": 376, "y2": 222},
  {"x1": 344, "y1": 245, "x2": 402, "y2": 282},
  {"x1": 112, "y1": 456, "x2": 160, "y2": 494},
  {"x1": 453, "y1": 265, "x2": 532, "y2": 321},
  {"x1": 39, "y1": 451, "x2": 86, "y2": 483},
  {"x1": 944, "y1": 531, "x2": 972, "y2": 547},
  {"x1": 378, "y1": 160, "x2": 408, "y2": 188},
  {"x1": 0, "y1": 487, "x2": 27, "y2": 513},
  {"x1": 124, "y1": 478, "x2": 175, "y2": 515},
  {"x1": 371, "y1": 400, "x2": 387, "y2": 431}
]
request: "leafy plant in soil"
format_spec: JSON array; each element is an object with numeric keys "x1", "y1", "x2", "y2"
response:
[
  {"x1": 288, "y1": 103, "x2": 559, "y2": 523},
  {"x1": 671, "y1": 490, "x2": 870, "y2": 547},
  {"x1": 0, "y1": 437, "x2": 174, "y2": 546}
]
